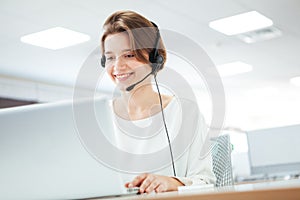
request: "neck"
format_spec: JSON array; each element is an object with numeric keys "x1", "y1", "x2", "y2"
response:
[
  {"x1": 113, "y1": 84, "x2": 163, "y2": 120},
  {"x1": 121, "y1": 84, "x2": 158, "y2": 111}
]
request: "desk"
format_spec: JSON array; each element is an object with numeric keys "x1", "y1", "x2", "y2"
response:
[{"x1": 89, "y1": 179, "x2": 300, "y2": 200}]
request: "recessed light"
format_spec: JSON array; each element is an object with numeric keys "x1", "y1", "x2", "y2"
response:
[
  {"x1": 290, "y1": 76, "x2": 300, "y2": 87},
  {"x1": 237, "y1": 27, "x2": 282, "y2": 43},
  {"x1": 209, "y1": 11, "x2": 273, "y2": 35},
  {"x1": 20, "y1": 27, "x2": 90, "y2": 50},
  {"x1": 217, "y1": 61, "x2": 253, "y2": 77}
]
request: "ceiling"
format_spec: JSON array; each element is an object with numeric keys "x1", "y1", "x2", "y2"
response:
[{"x1": 0, "y1": 0, "x2": 299, "y2": 131}]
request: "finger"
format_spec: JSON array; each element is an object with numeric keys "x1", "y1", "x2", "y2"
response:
[
  {"x1": 145, "y1": 180, "x2": 160, "y2": 193},
  {"x1": 139, "y1": 175, "x2": 155, "y2": 193},
  {"x1": 130, "y1": 173, "x2": 148, "y2": 187},
  {"x1": 124, "y1": 182, "x2": 131, "y2": 188},
  {"x1": 155, "y1": 183, "x2": 167, "y2": 193}
]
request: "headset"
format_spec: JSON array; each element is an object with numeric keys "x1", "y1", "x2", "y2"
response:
[{"x1": 101, "y1": 22, "x2": 164, "y2": 74}]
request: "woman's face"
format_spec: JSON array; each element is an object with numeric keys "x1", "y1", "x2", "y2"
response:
[{"x1": 104, "y1": 32, "x2": 152, "y2": 91}]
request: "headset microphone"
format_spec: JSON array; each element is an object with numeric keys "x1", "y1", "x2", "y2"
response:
[{"x1": 126, "y1": 71, "x2": 153, "y2": 92}]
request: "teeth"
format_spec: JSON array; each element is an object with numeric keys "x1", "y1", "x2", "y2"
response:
[{"x1": 115, "y1": 73, "x2": 131, "y2": 79}]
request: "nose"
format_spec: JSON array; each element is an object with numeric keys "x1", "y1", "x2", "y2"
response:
[{"x1": 114, "y1": 55, "x2": 127, "y2": 70}]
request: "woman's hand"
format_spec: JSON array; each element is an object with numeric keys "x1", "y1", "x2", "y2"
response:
[{"x1": 125, "y1": 173, "x2": 184, "y2": 193}]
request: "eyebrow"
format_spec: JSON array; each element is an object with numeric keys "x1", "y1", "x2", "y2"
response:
[{"x1": 104, "y1": 49, "x2": 133, "y2": 55}]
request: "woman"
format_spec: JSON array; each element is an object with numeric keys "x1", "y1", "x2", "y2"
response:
[{"x1": 100, "y1": 10, "x2": 215, "y2": 193}]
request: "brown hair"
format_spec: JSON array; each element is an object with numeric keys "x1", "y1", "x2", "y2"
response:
[{"x1": 101, "y1": 10, "x2": 167, "y2": 69}]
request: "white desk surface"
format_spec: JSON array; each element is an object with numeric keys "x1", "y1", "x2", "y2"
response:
[{"x1": 87, "y1": 178, "x2": 300, "y2": 200}]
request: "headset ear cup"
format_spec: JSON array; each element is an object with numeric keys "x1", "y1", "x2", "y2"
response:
[
  {"x1": 156, "y1": 55, "x2": 164, "y2": 69},
  {"x1": 149, "y1": 49, "x2": 164, "y2": 63},
  {"x1": 148, "y1": 50, "x2": 156, "y2": 64},
  {"x1": 101, "y1": 56, "x2": 106, "y2": 68},
  {"x1": 149, "y1": 50, "x2": 164, "y2": 73}
]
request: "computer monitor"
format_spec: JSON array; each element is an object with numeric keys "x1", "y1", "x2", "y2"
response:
[{"x1": 247, "y1": 124, "x2": 300, "y2": 176}]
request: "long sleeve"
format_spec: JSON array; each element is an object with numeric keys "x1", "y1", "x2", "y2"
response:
[{"x1": 175, "y1": 110, "x2": 216, "y2": 186}]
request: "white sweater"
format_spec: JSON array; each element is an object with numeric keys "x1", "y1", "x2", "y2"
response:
[{"x1": 95, "y1": 97, "x2": 216, "y2": 186}]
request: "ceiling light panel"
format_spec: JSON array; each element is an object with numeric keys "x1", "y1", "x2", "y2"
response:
[
  {"x1": 20, "y1": 27, "x2": 90, "y2": 50},
  {"x1": 209, "y1": 11, "x2": 273, "y2": 35},
  {"x1": 217, "y1": 61, "x2": 253, "y2": 77}
]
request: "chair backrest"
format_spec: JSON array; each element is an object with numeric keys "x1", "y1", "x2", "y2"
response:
[{"x1": 211, "y1": 134, "x2": 234, "y2": 187}]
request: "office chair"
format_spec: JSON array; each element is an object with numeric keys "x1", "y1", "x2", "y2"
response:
[{"x1": 211, "y1": 134, "x2": 234, "y2": 187}]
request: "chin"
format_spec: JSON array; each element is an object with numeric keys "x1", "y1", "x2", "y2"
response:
[{"x1": 115, "y1": 84, "x2": 129, "y2": 92}]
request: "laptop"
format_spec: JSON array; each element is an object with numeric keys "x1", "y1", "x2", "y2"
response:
[{"x1": 0, "y1": 98, "x2": 139, "y2": 199}]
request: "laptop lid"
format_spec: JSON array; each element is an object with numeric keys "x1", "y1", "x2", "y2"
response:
[{"x1": 0, "y1": 99, "x2": 135, "y2": 199}]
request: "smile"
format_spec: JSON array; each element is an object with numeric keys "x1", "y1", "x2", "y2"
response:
[{"x1": 114, "y1": 72, "x2": 134, "y2": 81}]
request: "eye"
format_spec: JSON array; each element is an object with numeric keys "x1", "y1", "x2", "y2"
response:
[
  {"x1": 124, "y1": 53, "x2": 135, "y2": 58},
  {"x1": 106, "y1": 56, "x2": 115, "y2": 61}
]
